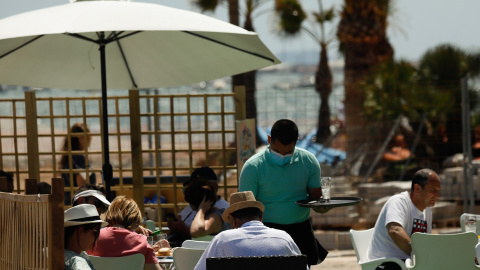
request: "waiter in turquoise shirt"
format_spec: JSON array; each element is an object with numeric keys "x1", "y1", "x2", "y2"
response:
[{"x1": 239, "y1": 119, "x2": 328, "y2": 266}]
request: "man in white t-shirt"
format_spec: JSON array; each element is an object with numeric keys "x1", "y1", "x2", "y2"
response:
[
  {"x1": 167, "y1": 166, "x2": 229, "y2": 246},
  {"x1": 367, "y1": 168, "x2": 441, "y2": 270}
]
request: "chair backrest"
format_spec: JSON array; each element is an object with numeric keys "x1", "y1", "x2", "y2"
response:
[
  {"x1": 206, "y1": 255, "x2": 308, "y2": 270},
  {"x1": 459, "y1": 213, "x2": 480, "y2": 233},
  {"x1": 172, "y1": 247, "x2": 205, "y2": 270},
  {"x1": 410, "y1": 232, "x2": 478, "y2": 270},
  {"x1": 145, "y1": 220, "x2": 156, "y2": 231},
  {"x1": 182, "y1": 240, "x2": 210, "y2": 249},
  {"x1": 192, "y1": 235, "x2": 214, "y2": 242},
  {"x1": 349, "y1": 228, "x2": 374, "y2": 264},
  {"x1": 87, "y1": 253, "x2": 145, "y2": 270}
]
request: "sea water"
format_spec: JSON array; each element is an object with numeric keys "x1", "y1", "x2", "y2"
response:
[{"x1": 0, "y1": 68, "x2": 345, "y2": 135}]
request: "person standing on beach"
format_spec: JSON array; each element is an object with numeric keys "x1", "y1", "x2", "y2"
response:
[
  {"x1": 239, "y1": 119, "x2": 328, "y2": 266},
  {"x1": 59, "y1": 122, "x2": 96, "y2": 205}
]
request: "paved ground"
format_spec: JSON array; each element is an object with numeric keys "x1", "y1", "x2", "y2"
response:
[{"x1": 311, "y1": 250, "x2": 360, "y2": 270}]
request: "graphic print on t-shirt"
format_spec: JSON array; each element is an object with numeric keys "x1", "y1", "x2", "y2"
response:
[{"x1": 412, "y1": 218, "x2": 427, "y2": 234}]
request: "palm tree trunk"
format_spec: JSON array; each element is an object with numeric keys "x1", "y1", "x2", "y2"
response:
[{"x1": 315, "y1": 43, "x2": 332, "y2": 143}]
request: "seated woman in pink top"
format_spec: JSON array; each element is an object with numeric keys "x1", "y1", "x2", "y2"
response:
[{"x1": 88, "y1": 196, "x2": 165, "y2": 270}]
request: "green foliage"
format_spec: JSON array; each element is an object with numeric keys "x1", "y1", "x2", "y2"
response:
[
  {"x1": 363, "y1": 59, "x2": 454, "y2": 123},
  {"x1": 275, "y1": 0, "x2": 306, "y2": 35},
  {"x1": 313, "y1": 7, "x2": 335, "y2": 24},
  {"x1": 194, "y1": 0, "x2": 220, "y2": 12}
]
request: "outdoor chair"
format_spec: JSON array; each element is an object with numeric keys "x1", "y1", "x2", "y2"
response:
[
  {"x1": 172, "y1": 247, "x2": 205, "y2": 270},
  {"x1": 460, "y1": 213, "x2": 480, "y2": 233},
  {"x1": 182, "y1": 240, "x2": 210, "y2": 249},
  {"x1": 349, "y1": 228, "x2": 406, "y2": 270},
  {"x1": 192, "y1": 234, "x2": 214, "y2": 242},
  {"x1": 206, "y1": 255, "x2": 308, "y2": 270},
  {"x1": 405, "y1": 232, "x2": 480, "y2": 270},
  {"x1": 145, "y1": 220, "x2": 156, "y2": 231},
  {"x1": 87, "y1": 253, "x2": 145, "y2": 270}
]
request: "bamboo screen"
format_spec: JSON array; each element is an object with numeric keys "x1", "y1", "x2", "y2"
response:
[{"x1": 0, "y1": 193, "x2": 49, "y2": 270}]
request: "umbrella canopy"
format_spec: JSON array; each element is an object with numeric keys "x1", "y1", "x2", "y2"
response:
[
  {"x1": 0, "y1": 0, "x2": 280, "y2": 197},
  {"x1": 0, "y1": 0, "x2": 279, "y2": 89}
]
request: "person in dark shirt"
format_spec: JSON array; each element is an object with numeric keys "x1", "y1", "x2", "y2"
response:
[{"x1": 59, "y1": 123, "x2": 96, "y2": 205}]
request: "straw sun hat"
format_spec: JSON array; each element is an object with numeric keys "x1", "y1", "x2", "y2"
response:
[
  {"x1": 64, "y1": 204, "x2": 108, "y2": 227},
  {"x1": 222, "y1": 191, "x2": 265, "y2": 223}
]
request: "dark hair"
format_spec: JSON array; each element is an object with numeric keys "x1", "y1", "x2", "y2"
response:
[
  {"x1": 184, "y1": 166, "x2": 218, "y2": 187},
  {"x1": 64, "y1": 223, "x2": 100, "y2": 248},
  {"x1": 74, "y1": 184, "x2": 106, "y2": 195},
  {"x1": 230, "y1": 207, "x2": 262, "y2": 221},
  {"x1": 37, "y1": 182, "x2": 51, "y2": 194},
  {"x1": 58, "y1": 122, "x2": 90, "y2": 169},
  {"x1": 411, "y1": 168, "x2": 435, "y2": 191},
  {"x1": 183, "y1": 178, "x2": 216, "y2": 209},
  {"x1": 270, "y1": 119, "x2": 298, "y2": 145}
]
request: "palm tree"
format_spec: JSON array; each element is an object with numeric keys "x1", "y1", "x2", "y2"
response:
[
  {"x1": 193, "y1": 0, "x2": 271, "y2": 146},
  {"x1": 336, "y1": 0, "x2": 394, "y2": 160},
  {"x1": 418, "y1": 44, "x2": 480, "y2": 160},
  {"x1": 276, "y1": 0, "x2": 336, "y2": 143}
]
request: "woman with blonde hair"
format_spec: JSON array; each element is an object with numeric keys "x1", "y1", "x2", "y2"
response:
[
  {"x1": 88, "y1": 196, "x2": 165, "y2": 270},
  {"x1": 59, "y1": 122, "x2": 96, "y2": 205}
]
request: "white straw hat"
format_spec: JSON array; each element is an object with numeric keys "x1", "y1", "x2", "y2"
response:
[
  {"x1": 64, "y1": 204, "x2": 108, "y2": 227},
  {"x1": 73, "y1": 190, "x2": 111, "y2": 207}
]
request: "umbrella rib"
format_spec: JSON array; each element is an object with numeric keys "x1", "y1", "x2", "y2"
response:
[
  {"x1": 0, "y1": 35, "x2": 43, "y2": 59},
  {"x1": 115, "y1": 38, "x2": 138, "y2": 89},
  {"x1": 66, "y1": 33, "x2": 99, "y2": 44},
  {"x1": 184, "y1": 31, "x2": 276, "y2": 63}
]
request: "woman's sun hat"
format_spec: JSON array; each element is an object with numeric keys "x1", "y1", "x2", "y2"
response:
[
  {"x1": 222, "y1": 191, "x2": 265, "y2": 223},
  {"x1": 64, "y1": 204, "x2": 108, "y2": 227}
]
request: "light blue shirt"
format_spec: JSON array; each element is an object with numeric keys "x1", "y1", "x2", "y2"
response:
[
  {"x1": 64, "y1": 250, "x2": 96, "y2": 270},
  {"x1": 239, "y1": 146, "x2": 321, "y2": 224},
  {"x1": 193, "y1": 221, "x2": 302, "y2": 270}
]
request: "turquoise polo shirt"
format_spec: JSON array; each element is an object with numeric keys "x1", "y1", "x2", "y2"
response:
[{"x1": 239, "y1": 145, "x2": 321, "y2": 224}]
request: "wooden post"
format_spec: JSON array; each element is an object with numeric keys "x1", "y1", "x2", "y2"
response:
[
  {"x1": 0, "y1": 176, "x2": 13, "y2": 192},
  {"x1": 24, "y1": 178, "x2": 38, "y2": 195},
  {"x1": 25, "y1": 91, "x2": 40, "y2": 180},
  {"x1": 234, "y1": 86, "x2": 246, "y2": 121},
  {"x1": 234, "y1": 86, "x2": 246, "y2": 182},
  {"x1": 128, "y1": 90, "x2": 144, "y2": 214},
  {"x1": 49, "y1": 178, "x2": 64, "y2": 270}
]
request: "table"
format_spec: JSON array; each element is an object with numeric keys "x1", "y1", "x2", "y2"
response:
[
  {"x1": 157, "y1": 256, "x2": 175, "y2": 270},
  {"x1": 296, "y1": 196, "x2": 363, "y2": 213}
]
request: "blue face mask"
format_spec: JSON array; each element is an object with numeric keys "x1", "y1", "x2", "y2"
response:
[{"x1": 270, "y1": 149, "x2": 293, "y2": 166}]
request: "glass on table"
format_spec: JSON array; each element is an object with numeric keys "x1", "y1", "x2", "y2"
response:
[
  {"x1": 321, "y1": 177, "x2": 332, "y2": 202},
  {"x1": 464, "y1": 214, "x2": 477, "y2": 233}
]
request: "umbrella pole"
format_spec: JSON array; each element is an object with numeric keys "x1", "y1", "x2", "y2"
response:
[{"x1": 100, "y1": 35, "x2": 113, "y2": 200}]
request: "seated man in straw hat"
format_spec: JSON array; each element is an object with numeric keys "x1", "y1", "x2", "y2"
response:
[{"x1": 193, "y1": 191, "x2": 302, "y2": 270}]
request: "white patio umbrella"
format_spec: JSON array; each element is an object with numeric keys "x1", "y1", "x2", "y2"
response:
[{"x1": 0, "y1": 0, "x2": 280, "y2": 197}]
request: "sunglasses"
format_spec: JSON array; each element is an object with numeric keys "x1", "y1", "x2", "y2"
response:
[{"x1": 86, "y1": 197, "x2": 107, "y2": 212}]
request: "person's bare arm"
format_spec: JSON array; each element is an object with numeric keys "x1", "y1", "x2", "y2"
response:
[
  {"x1": 307, "y1": 187, "x2": 322, "y2": 200},
  {"x1": 190, "y1": 197, "x2": 222, "y2": 237},
  {"x1": 144, "y1": 263, "x2": 162, "y2": 270},
  {"x1": 75, "y1": 174, "x2": 87, "y2": 187},
  {"x1": 134, "y1": 225, "x2": 152, "y2": 236},
  {"x1": 167, "y1": 215, "x2": 190, "y2": 237},
  {"x1": 387, "y1": 222, "x2": 412, "y2": 256}
]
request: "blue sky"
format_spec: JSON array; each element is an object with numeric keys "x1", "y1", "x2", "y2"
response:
[{"x1": 2, "y1": 0, "x2": 480, "y2": 63}]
